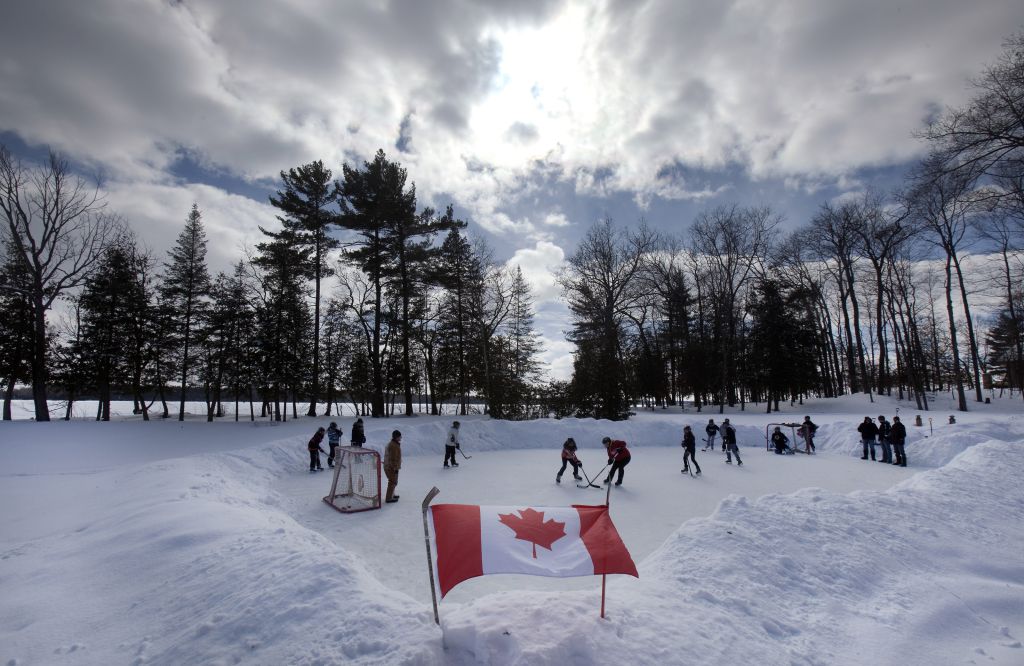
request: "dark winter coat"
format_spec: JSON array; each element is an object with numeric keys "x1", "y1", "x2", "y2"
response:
[
  {"x1": 721, "y1": 425, "x2": 736, "y2": 445},
  {"x1": 308, "y1": 430, "x2": 326, "y2": 452},
  {"x1": 771, "y1": 431, "x2": 789, "y2": 449},
  {"x1": 705, "y1": 423, "x2": 720, "y2": 437},
  {"x1": 800, "y1": 420, "x2": 817, "y2": 438},
  {"x1": 877, "y1": 420, "x2": 892, "y2": 442},
  {"x1": 857, "y1": 421, "x2": 878, "y2": 440},
  {"x1": 351, "y1": 421, "x2": 366, "y2": 446},
  {"x1": 890, "y1": 422, "x2": 907, "y2": 443},
  {"x1": 682, "y1": 431, "x2": 696, "y2": 451}
]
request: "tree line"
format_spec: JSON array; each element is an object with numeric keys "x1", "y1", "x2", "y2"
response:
[
  {"x1": 3, "y1": 33, "x2": 1021, "y2": 423},
  {"x1": 0, "y1": 149, "x2": 543, "y2": 422},
  {"x1": 556, "y1": 33, "x2": 1024, "y2": 419}
]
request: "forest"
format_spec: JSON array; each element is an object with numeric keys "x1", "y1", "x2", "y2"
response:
[{"x1": 1, "y1": 34, "x2": 1022, "y2": 423}]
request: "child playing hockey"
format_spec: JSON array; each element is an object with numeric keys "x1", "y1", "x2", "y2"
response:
[
  {"x1": 556, "y1": 437, "x2": 583, "y2": 483},
  {"x1": 308, "y1": 427, "x2": 326, "y2": 472},
  {"x1": 602, "y1": 437, "x2": 632, "y2": 486},
  {"x1": 681, "y1": 425, "x2": 701, "y2": 475},
  {"x1": 326, "y1": 421, "x2": 342, "y2": 468},
  {"x1": 771, "y1": 426, "x2": 793, "y2": 454}
]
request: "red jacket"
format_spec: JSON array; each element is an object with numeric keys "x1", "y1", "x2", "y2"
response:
[
  {"x1": 308, "y1": 430, "x2": 325, "y2": 452},
  {"x1": 607, "y1": 440, "x2": 631, "y2": 462}
]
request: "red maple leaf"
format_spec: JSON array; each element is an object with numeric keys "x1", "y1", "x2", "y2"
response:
[{"x1": 497, "y1": 508, "x2": 566, "y2": 558}]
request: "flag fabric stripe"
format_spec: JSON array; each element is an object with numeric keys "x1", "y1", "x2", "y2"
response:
[
  {"x1": 429, "y1": 504, "x2": 483, "y2": 598},
  {"x1": 428, "y1": 503, "x2": 637, "y2": 599},
  {"x1": 575, "y1": 505, "x2": 639, "y2": 577}
]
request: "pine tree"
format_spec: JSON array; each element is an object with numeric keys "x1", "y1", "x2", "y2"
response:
[
  {"x1": 267, "y1": 160, "x2": 340, "y2": 416},
  {"x1": 162, "y1": 203, "x2": 211, "y2": 421}
]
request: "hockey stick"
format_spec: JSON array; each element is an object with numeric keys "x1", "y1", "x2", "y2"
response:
[
  {"x1": 457, "y1": 446, "x2": 472, "y2": 460},
  {"x1": 577, "y1": 464, "x2": 603, "y2": 489}
]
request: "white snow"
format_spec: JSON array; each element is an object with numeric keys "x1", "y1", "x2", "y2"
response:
[{"x1": 1, "y1": 393, "x2": 1023, "y2": 664}]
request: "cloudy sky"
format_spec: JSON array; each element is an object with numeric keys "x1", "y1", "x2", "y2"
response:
[{"x1": 1, "y1": 0, "x2": 1020, "y2": 378}]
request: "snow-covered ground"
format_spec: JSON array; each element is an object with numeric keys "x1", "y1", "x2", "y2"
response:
[{"x1": 1, "y1": 394, "x2": 1023, "y2": 665}]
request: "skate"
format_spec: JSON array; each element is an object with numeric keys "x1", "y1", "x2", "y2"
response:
[{"x1": 556, "y1": 475, "x2": 562, "y2": 484}]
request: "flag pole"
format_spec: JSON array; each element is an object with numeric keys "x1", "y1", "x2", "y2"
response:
[
  {"x1": 602, "y1": 469, "x2": 612, "y2": 618},
  {"x1": 421, "y1": 486, "x2": 441, "y2": 625}
]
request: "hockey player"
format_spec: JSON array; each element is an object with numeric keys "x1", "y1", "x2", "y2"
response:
[
  {"x1": 350, "y1": 417, "x2": 366, "y2": 447},
  {"x1": 556, "y1": 437, "x2": 582, "y2": 483},
  {"x1": 771, "y1": 426, "x2": 792, "y2": 454},
  {"x1": 443, "y1": 420, "x2": 461, "y2": 468},
  {"x1": 308, "y1": 427, "x2": 326, "y2": 472},
  {"x1": 799, "y1": 416, "x2": 818, "y2": 453},
  {"x1": 857, "y1": 417, "x2": 879, "y2": 460},
  {"x1": 601, "y1": 437, "x2": 631, "y2": 486},
  {"x1": 704, "y1": 418, "x2": 720, "y2": 451},
  {"x1": 326, "y1": 421, "x2": 342, "y2": 468},
  {"x1": 722, "y1": 419, "x2": 742, "y2": 465},
  {"x1": 681, "y1": 425, "x2": 701, "y2": 475}
]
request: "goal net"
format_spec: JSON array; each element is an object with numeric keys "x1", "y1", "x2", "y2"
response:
[{"x1": 323, "y1": 446, "x2": 381, "y2": 513}]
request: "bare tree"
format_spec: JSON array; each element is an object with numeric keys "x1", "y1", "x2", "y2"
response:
[
  {"x1": 690, "y1": 205, "x2": 779, "y2": 412},
  {"x1": 0, "y1": 147, "x2": 120, "y2": 421}
]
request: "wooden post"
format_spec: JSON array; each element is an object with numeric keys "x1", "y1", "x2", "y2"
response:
[
  {"x1": 601, "y1": 574, "x2": 607, "y2": 619},
  {"x1": 421, "y1": 486, "x2": 441, "y2": 625}
]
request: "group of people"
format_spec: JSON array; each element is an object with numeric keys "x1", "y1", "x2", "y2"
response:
[
  {"x1": 306, "y1": 418, "x2": 367, "y2": 472},
  {"x1": 556, "y1": 436, "x2": 632, "y2": 485},
  {"x1": 770, "y1": 416, "x2": 818, "y2": 455},
  {"x1": 857, "y1": 415, "x2": 908, "y2": 466},
  {"x1": 699, "y1": 418, "x2": 743, "y2": 465}
]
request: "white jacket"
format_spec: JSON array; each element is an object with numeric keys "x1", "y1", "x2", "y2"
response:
[{"x1": 445, "y1": 426, "x2": 460, "y2": 447}]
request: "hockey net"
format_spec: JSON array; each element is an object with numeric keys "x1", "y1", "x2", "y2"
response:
[{"x1": 323, "y1": 446, "x2": 381, "y2": 513}]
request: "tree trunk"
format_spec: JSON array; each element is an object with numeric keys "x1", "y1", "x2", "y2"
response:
[{"x1": 944, "y1": 254, "x2": 968, "y2": 411}]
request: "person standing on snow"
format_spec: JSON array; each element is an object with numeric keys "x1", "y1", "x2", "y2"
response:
[
  {"x1": 890, "y1": 416, "x2": 908, "y2": 467},
  {"x1": 877, "y1": 415, "x2": 893, "y2": 464},
  {"x1": 799, "y1": 416, "x2": 818, "y2": 453},
  {"x1": 704, "y1": 419, "x2": 720, "y2": 451},
  {"x1": 771, "y1": 426, "x2": 792, "y2": 454},
  {"x1": 308, "y1": 427, "x2": 326, "y2": 472},
  {"x1": 350, "y1": 417, "x2": 366, "y2": 448},
  {"x1": 556, "y1": 437, "x2": 582, "y2": 483},
  {"x1": 326, "y1": 421, "x2": 342, "y2": 468},
  {"x1": 384, "y1": 430, "x2": 402, "y2": 503},
  {"x1": 857, "y1": 416, "x2": 879, "y2": 460},
  {"x1": 722, "y1": 419, "x2": 742, "y2": 465},
  {"x1": 681, "y1": 426, "x2": 701, "y2": 475},
  {"x1": 443, "y1": 420, "x2": 461, "y2": 468},
  {"x1": 602, "y1": 437, "x2": 631, "y2": 486}
]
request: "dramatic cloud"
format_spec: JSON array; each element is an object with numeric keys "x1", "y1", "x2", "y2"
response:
[{"x1": 1, "y1": 0, "x2": 1018, "y2": 378}]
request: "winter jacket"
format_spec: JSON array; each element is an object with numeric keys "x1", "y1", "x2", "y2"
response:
[
  {"x1": 857, "y1": 421, "x2": 878, "y2": 440},
  {"x1": 561, "y1": 441, "x2": 580, "y2": 462},
  {"x1": 446, "y1": 427, "x2": 461, "y2": 448},
  {"x1": 326, "y1": 424, "x2": 342, "y2": 446},
  {"x1": 705, "y1": 423, "x2": 720, "y2": 437},
  {"x1": 350, "y1": 421, "x2": 366, "y2": 446},
  {"x1": 771, "y1": 431, "x2": 789, "y2": 449},
  {"x1": 877, "y1": 420, "x2": 892, "y2": 442},
  {"x1": 682, "y1": 431, "x2": 696, "y2": 451},
  {"x1": 800, "y1": 420, "x2": 817, "y2": 438},
  {"x1": 607, "y1": 440, "x2": 631, "y2": 463},
  {"x1": 721, "y1": 425, "x2": 736, "y2": 446},
  {"x1": 308, "y1": 430, "x2": 326, "y2": 452},
  {"x1": 890, "y1": 422, "x2": 907, "y2": 443},
  {"x1": 384, "y1": 437, "x2": 402, "y2": 475}
]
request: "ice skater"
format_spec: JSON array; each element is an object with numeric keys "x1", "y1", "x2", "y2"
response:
[
  {"x1": 602, "y1": 437, "x2": 631, "y2": 486},
  {"x1": 350, "y1": 417, "x2": 366, "y2": 447},
  {"x1": 799, "y1": 416, "x2": 817, "y2": 453},
  {"x1": 681, "y1": 425, "x2": 701, "y2": 475},
  {"x1": 556, "y1": 437, "x2": 583, "y2": 483},
  {"x1": 704, "y1": 418, "x2": 720, "y2": 451},
  {"x1": 308, "y1": 426, "x2": 326, "y2": 472},
  {"x1": 443, "y1": 420, "x2": 461, "y2": 468},
  {"x1": 722, "y1": 419, "x2": 742, "y2": 465},
  {"x1": 326, "y1": 421, "x2": 342, "y2": 468}
]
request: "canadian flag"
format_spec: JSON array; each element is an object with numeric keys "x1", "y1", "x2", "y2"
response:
[{"x1": 426, "y1": 503, "x2": 638, "y2": 598}]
